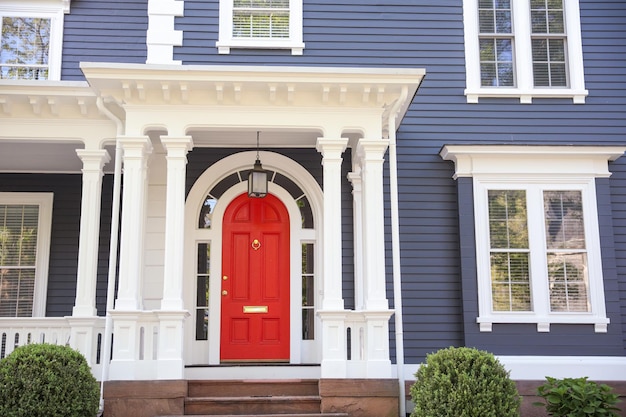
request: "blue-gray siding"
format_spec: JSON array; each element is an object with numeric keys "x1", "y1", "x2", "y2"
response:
[{"x1": 62, "y1": 0, "x2": 148, "y2": 80}]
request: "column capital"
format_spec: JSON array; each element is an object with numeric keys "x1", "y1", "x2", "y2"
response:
[
  {"x1": 316, "y1": 137, "x2": 349, "y2": 159},
  {"x1": 160, "y1": 135, "x2": 194, "y2": 156},
  {"x1": 118, "y1": 136, "x2": 153, "y2": 157},
  {"x1": 76, "y1": 149, "x2": 111, "y2": 171},
  {"x1": 355, "y1": 139, "x2": 389, "y2": 161}
]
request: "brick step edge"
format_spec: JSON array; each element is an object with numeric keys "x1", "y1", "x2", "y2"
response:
[
  {"x1": 156, "y1": 414, "x2": 349, "y2": 417},
  {"x1": 186, "y1": 395, "x2": 321, "y2": 402}
]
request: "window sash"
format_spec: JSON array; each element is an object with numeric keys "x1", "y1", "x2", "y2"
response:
[
  {"x1": 0, "y1": 194, "x2": 52, "y2": 318},
  {"x1": 476, "y1": 181, "x2": 604, "y2": 331},
  {"x1": 464, "y1": 0, "x2": 586, "y2": 103},
  {"x1": 0, "y1": 16, "x2": 51, "y2": 80}
]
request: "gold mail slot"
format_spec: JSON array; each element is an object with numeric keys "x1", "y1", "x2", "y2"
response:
[{"x1": 243, "y1": 305, "x2": 269, "y2": 314}]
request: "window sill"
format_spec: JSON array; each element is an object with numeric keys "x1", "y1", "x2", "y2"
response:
[
  {"x1": 477, "y1": 314, "x2": 609, "y2": 333},
  {"x1": 465, "y1": 88, "x2": 589, "y2": 104},
  {"x1": 216, "y1": 40, "x2": 305, "y2": 55}
]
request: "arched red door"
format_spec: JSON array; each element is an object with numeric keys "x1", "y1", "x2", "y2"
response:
[{"x1": 220, "y1": 193, "x2": 290, "y2": 362}]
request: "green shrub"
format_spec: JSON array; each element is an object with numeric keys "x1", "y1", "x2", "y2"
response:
[
  {"x1": 535, "y1": 376, "x2": 621, "y2": 417},
  {"x1": 410, "y1": 346, "x2": 521, "y2": 417},
  {"x1": 0, "y1": 343, "x2": 100, "y2": 417}
]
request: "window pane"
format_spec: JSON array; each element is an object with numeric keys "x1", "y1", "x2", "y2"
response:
[
  {"x1": 488, "y1": 190, "x2": 528, "y2": 249},
  {"x1": 478, "y1": 0, "x2": 511, "y2": 34},
  {"x1": 544, "y1": 191, "x2": 585, "y2": 250},
  {"x1": 195, "y1": 309, "x2": 209, "y2": 340},
  {"x1": 232, "y1": 0, "x2": 290, "y2": 40},
  {"x1": 548, "y1": 252, "x2": 589, "y2": 312},
  {"x1": 491, "y1": 252, "x2": 531, "y2": 311},
  {"x1": 301, "y1": 243, "x2": 314, "y2": 340},
  {"x1": 0, "y1": 204, "x2": 38, "y2": 317},
  {"x1": 0, "y1": 17, "x2": 50, "y2": 80},
  {"x1": 531, "y1": 0, "x2": 564, "y2": 34},
  {"x1": 198, "y1": 196, "x2": 217, "y2": 229},
  {"x1": 532, "y1": 38, "x2": 567, "y2": 87},
  {"x1": 0, "y1": 268, "x2": 35, "y2": 317},
  {"x1": 196, "y1": 243, "x2": 210, "y2": 340},
  {"x1": 480, "y1": 38, "x2": 514, "y2": 87}
]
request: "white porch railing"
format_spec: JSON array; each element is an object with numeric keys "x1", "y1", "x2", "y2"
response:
[{"x1": 0, "y1": 317, "x2": 106, "y2": 378}]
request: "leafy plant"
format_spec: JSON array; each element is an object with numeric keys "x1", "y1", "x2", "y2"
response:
[
  {"x1": 410, "y1": 346, "x2": 521, "y2": 417},
  {"x1": 0, "y1": 343, "x2": 99, "y2": 417},
  {"x1": 535, "y1": 376, "x2": 621, "y2": 417}
]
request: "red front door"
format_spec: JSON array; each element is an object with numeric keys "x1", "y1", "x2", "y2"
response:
[{"x1": 220, "y1": 193, "x2": 290, "y2": 362}]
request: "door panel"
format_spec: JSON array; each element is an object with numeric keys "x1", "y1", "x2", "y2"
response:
[{"x1": 221, "y1": 193, "x2": 290, "y2": 361}]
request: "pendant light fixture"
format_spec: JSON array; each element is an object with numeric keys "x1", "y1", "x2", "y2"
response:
[{"x1": 248, "y1": 131, "x2": 268, "y2": 198}]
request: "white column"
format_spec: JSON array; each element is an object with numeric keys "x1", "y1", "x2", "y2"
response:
[
  {"x1": 316, "y1": 137, "x2": 349, "y2": 379},
  {"x1": 115, "y1": 136, "x2": 152, "y2": 310},
  {"x1": 348, "y1": 169, "x2": 364, "y2": 310},
  {"x1": 160, "y1": 136, "x2": 193, "y2": 311},
  {"x1": 316, "y1": 138, "x2": 348, "y2": 310},
  {"x1": 356, "y1": 139, "x2": 390, "y2": 310},
  {"x1": 72, "y1": 149, "x2": 110, "y2": 316}
]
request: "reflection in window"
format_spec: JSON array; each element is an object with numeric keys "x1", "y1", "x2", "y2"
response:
[
  {"x1": 0, "y1": 204, "x2": 39, "y2": 317},
  {"x1": 478, "y1": 0, "x2": 514, "y2": 87},
  {"x1": 301, "y1": 243, "x2": 314, "y2": 340},
  {"x1": 531, "y1": 0, "x2": 567, "y2": 87},
  {"x1": 196, "y1": 243, "x2": 210, "y2": 340},
  {"x1": 544, "y1": 190, "x2": 589, "y2": 312},
  {"x1": 233, "y1": 0, "x2": 290, "y2": 39},
  {"x1": 488, "y1": 190, "x2": 531, "y2": 311},
  {"x1": 198, "y1": 195, "x2": 217, "y2": 229},
  {"x1": 0, "y1": 17, "x2": 50, "y2": 80}
]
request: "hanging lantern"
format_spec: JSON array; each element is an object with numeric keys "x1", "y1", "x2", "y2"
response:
[{"x1": 248, "y1": 132, "x2": 268, "y2": 198}]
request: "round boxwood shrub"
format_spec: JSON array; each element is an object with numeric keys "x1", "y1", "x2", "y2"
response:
[
  {"x1": 410, "y1": 346, "x2": 521, "y2": 417},
  {"x1": 0, "y1": 343, "x2": 100, "y2": 417}
]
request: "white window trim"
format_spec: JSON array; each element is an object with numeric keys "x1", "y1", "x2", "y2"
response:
[
  {"x1": 0, "y1": 192, "x2": 53, "y2": 317},
  {"x1": 216, "y1": 0, "x2": 305, "y2": 55},
  {"x1": 440, "y1": 145, "x2": 626, "y2": 333},
  {"x1": 0, "y1": 0, "x2": 68, "y2": 81},
  {"x1": 462, "y1": 0, "x2": 588, "y2": 104}
]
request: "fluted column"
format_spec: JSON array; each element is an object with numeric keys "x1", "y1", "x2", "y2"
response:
[
  {"x1": 160, "y1": 135, "x2": 193, "y2": 311},
  {"x1": 316, "y1": 137, "x2": 349, "y2": 378},
  {"x1": 356, "y1": 139, "x2": 389, "y2": 310},
  {"x1": 316, "y1": 138, "x2": 349, "y2": 311},
  {"x1": 72, "y1": 149, "x2": 110, "y2": 316},
  {"x1": 115, "y1": 136, "x2": 152, "y2": 310}
]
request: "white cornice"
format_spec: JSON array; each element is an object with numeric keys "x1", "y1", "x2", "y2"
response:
[{"x1": 440, "y1": 145, "x2": 626, "y2": 179}]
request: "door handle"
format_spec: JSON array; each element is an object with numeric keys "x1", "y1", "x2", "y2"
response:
[{"x1": 222, "y1": 290, "x2": 228, "y2": 296}]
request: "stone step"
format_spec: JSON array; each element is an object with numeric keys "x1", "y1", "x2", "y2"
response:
[
  {"x1": 158, "y1": 414, "x2": 349, "y2": 417},
  {"x1": 185, "y1": 395, "x2": 322, "y2": 415},
  {"x1": 188, "y1": 379, "x2": 320, "y2": 398}
]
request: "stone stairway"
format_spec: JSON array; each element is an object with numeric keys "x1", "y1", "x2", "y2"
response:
[{"x1": 159, "y1": 379, "x2": 349, "y2": 417}]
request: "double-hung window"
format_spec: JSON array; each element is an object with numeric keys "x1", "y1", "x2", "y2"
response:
[
  {"x1": 217, "y1": 0, "x2": 304, "y2": 55},
  {"x1": 463, "y1": 0, "x2": 587, "y2": 103},
  {"x1": 0, "y1": 1, "x2": 68, "y2": 81},
  {"x1": 0, "y1": 193, "x2": 53, "y2": 317},
  {"x1": 440, "y1": 145, "x2": 626, "y2": 333}
]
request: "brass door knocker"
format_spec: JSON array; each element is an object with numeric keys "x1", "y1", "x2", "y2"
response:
[{"x1": 251, "y1": 239, "x2": 261, "y2": 250}]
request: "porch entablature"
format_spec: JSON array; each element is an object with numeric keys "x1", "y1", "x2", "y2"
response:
[{"x1": 80, "y1": 63, "x2": 425, "y2": 141}]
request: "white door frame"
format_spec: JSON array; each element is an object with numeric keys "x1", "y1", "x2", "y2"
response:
[{"x1": 183, "y1": 151, "x2": 323, "y2": 365}]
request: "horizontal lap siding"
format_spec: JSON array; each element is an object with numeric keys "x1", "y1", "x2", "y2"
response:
[{"x1": 62, "y1": 0, "x2": 148, "y2": 80}]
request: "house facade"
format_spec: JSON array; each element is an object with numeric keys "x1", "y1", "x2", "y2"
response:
[{"x1": 1, "y1": 0, "x2": 625, "y2": 416}]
